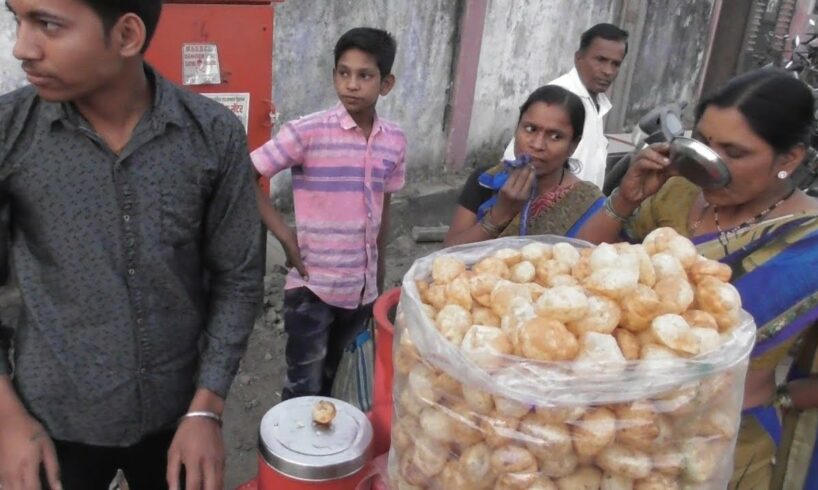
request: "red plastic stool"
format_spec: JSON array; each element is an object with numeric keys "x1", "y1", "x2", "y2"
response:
[{"x1": 370, "y1": 287, "x2": 401, "y2": 456}]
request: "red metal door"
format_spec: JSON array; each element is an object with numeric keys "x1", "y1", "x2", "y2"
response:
[{"x1": 145, "y1": 1, "x2": 275, "y2": 191}]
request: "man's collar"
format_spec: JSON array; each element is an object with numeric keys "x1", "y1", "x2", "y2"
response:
[
  {"x1": 41, "y1": 64, "x2": 185, "y2": 129},
  {"x1": 566, "y1": 68, "x2": 593, "y2": 100},
  {"x1": 567, "y1": 67, "x2": 613, "y2": 114}
]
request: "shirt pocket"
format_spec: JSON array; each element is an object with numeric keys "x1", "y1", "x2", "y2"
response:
[{"x1": 160, "y1": 181, "x2": 206, "y2": 246}]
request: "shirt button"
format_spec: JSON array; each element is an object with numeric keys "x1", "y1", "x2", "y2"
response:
[
  {"x1": 140, "y1": 368, "x2": 147, "y2": 374},
  {"x1": 128, "y1": 268, "x2": 136, "y2": 276},
  {"x1": 136, "y1": 318, "x2": 143, "y2": 325},
  {"x1": 367, "y1": 212, "x2": 372, "y2": 218},
  {"x1": 123, "y1": 214, "x2": 131, "y2": 222}
]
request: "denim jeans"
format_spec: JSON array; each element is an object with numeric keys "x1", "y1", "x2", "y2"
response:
[{"x1": 281, "y1": 287, "x2": 373, "y2": 400}]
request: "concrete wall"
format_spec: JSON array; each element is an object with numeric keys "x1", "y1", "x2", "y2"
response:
[
  {"x1": 0, "y1": 12, "x2": 25, "y2": 94},
  {"x1": 465, "y1": 0, "x2": 623, "y2": 166},
  {"x1": 619, "y1": 0, "x2": 715, "y2": 127},
  {"x1": 270, "y1": 0, "x2": 459, "y2": 194}
]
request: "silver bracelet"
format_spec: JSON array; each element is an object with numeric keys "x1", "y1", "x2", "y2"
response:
[
  {"x1": 603, "y1": 188, "x2": 633, "y2": 223},
  {"x1": 181, "y1": 410, "x2": 223, "y2": 427}
]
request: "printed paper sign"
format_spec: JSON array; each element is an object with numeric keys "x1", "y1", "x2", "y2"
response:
[
  {"x1": 182, "y1": 43, "x2": 222, "y2": 86},
  {"x1": 203, "y1": 93, "x2": 251, "y2": 132}
]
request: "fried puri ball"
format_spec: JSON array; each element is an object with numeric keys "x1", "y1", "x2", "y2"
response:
[
  {"x1": 431, "y1": 255, "x2": 466, "y2": 284},
  {"x1": 571, "y1": 406, "x2": 616, "y2": 457},
  {"x1": 584, "y1": 266, "x2": 639, "y2": 300},
  {"x1": 519, "y1": 414, "x2": 573, "y2": 458},
  {"x1": 495, "y1": 472, "x2": 540, "y2": 490},
  {"x1": 538, "y1": 449, "x2": 579, "y2": 478},
  {"x1": 501, "y1": 296, "x2": 537, "y2": 348},
  {"x1": 510, "y1": 260, "x2": 537, "y2": 283},
  {"x1": 613, "y1": 328, "x2": 641, "y2": 361},
  {"x1": 521, "y1": 242, "x2": 553, "y2": 262},
  {"x1": 535, "y1": 405, "x2": 586, "y2": 425},
  {"x1": 474, "y1": 256, "x2": 511, "y2": 281},
  {"x1": 695, "y1": 276, "x2": 742, "y2": 314},
  {"x1": 491, "y1": 280, "x2": 535, "y2": 317},
  {"x1": 480, "y1": 411, "x2": 522, "y2": 448},
  {"x1": 434, "y1": 461, "x2": 482, "y2": 490},
  {"x1": 614, "y1": 402, "x2": 660, "y2": 451},
  {"x1": 589, "y1": 243, "x2": 621, "y2": 270},
  {"x1": 650, "y1": 314, "x2": 700, "y2": 355},
  {"x1": 435, "y1": 304, "x2": 472, "y2": 345},
  {"x1": 472, "y1": 305, "x2": 501, "y2": 327},
  {"x1": 536, "y1": 285, "x2": 589, "y2": 323},
  {"x1": 568, "y1": 295, "x2": 621, "y2": 336},
  {"x1": 392, "y1": 415, "x2": 420, "y2": 452},
  {"x1": 650, "y1": 252, "x2": 686, "y2": 282},
  {"x1": 600, "y1": 472, "x2": 634, "y2": 490},
  {"x1": 682, "y1": 438, "x2": 729, "y2": 483},
  {"x1": 619, "y1": 284, "x2": 666, "y2": 333},
  {"x1": 459, "y1": 442, "x2": 496, "y2": 488},
  {"x1": 689, "y1": 256, "x2": 732, "y2": 283},
  {"x1": 690, "y1": 326, "x2": 722, "y2": 354},
  {"x1": 494, "y1": 247, "x2": 524, "y2": 266},
  {"x1": 574, "y1": 332, "x2": 627, "y2": 374},
  {"x1": 642, "y1": 227, "x2": 679, "y2": 255},
  {"x1": 490, "y1": 444, "x2": 538, "y2": 475},
  {"x1": 518, "y1": 317, "x2": 579, "y2": 361},
  {"x1": 462, "y1": 383, "x2": 495, "y2": 415},
  {"x1": 445, "y1": 275, "x2": 472, "y2": 310},
  {"x1": 682, "y1": 309, "x2": 718, "y2": 330},
  {"x1": 596, "y1": 444, "x2": 652, "y2": 480},
  {"x1": 556, "y1": 466, "x2": 603, "y2": 490},
  {"x1": 653, "y1": 276, "x2": 694, "y2": 314},
  {"x1": 411, "y1": 434, "x2": 450, "y2": 478},
  {"x1": 634, "y1": 473, "x2": 680, "y2": 490},
  {"x1": 461, "y1": 325, "x2": 512, "y2": 369},
  {"x1": 553, "y1": 242, "x2": 582, "y2": 268},
  {"x1": 536, "y1": 258, "x2": 573, "y2": 286},
  {"x1": 425, "y1": 283, "x2": 448, "y2": 310}
]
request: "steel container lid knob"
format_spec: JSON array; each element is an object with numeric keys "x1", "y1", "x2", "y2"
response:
[{"x1": 258, "y1": 396, "x2": 373, "y2": 482}]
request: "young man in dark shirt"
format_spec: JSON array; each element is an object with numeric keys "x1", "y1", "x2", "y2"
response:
[{"x1": 0, "y1": 1, "x2": 263, "y2": 489}]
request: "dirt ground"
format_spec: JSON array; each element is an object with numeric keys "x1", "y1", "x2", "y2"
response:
[{"x1": 222, "y1": 236, "x2": 440, "y2": 488}]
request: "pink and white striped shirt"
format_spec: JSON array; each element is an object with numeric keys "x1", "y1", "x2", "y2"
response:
[{"x1": 251, "y1": 103, "x2": 406, "y2": 309}]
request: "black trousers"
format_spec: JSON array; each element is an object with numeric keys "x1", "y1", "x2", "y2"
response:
[
  {"x1": 281, "y1": 287, "x2": 373, "y2": 400},
  {"x1": 44, "y1": 429, "x2": 183, "y2": 490}
]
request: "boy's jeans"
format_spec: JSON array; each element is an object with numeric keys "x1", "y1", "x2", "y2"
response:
[{"x1": 281, "y1": 287, "x2": 373, "y2": 400}]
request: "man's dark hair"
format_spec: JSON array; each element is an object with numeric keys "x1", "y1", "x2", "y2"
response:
[
  {"x1": 334, "y1": 27, "x2": 397, "y2": 79},
  {"x1": 80, "y1": 0, "x2": 163, "y2": 54},
  {"x1": 579, "y1": 23, "x2": 629, "y2": 56}
]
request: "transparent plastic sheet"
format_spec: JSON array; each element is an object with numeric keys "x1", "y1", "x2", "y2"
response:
[{"x1": 387, "y1": 236, "x2": 756, "y2": 490}]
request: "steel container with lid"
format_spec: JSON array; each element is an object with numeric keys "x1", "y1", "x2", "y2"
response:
[{"x1": 257, "y1": 396, "x2": 373, "y2": 490}]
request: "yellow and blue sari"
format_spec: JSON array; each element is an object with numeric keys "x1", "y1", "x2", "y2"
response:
[{"x1": 627, "y1": 177, "x2": 818, "y2": 489}]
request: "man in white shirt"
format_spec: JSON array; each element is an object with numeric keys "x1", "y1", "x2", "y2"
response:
[{"x1": 503, "y1": 23, "x2": 628, "y2": 188}]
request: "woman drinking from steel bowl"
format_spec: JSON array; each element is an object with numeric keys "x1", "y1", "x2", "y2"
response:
[{"x1": 576, "y1": 68, "x2": 818, "y2": 489}]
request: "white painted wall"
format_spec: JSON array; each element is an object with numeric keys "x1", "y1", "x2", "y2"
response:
[
  {"x1": 466, "y1": 0, "x2": 621, "y2": 166},
  {"x1": 0, "y1": 11, "x2": 25, "y2": 94}
]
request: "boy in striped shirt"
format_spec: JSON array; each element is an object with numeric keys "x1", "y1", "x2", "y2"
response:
[{"x1": 251, "y1": 27, "x2": 406, "y2": 400}]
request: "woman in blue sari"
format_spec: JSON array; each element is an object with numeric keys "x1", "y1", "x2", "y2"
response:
[
  {"x1": 444, "y1": 85, "x2": 603, "y2": 247},
  {"x1": 576, "y1": 68, "x2": 818, "y2": 488}
]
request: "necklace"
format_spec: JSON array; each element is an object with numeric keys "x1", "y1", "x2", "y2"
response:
[
  {"x1": 689, "y1": 186, "x2": 796, "y2": 235},
  {"x1": 520, "y1": 167, "x2": 567, "y2": 235}
]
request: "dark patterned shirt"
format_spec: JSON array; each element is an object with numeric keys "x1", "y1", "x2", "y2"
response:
[{"x1": 0, "y1": 67, "x2": 263, "y2": 446}]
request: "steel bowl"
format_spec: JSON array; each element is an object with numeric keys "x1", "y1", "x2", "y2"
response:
[{"x1": 669, "y1": 136, "x2": 731, "y2": 189}]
